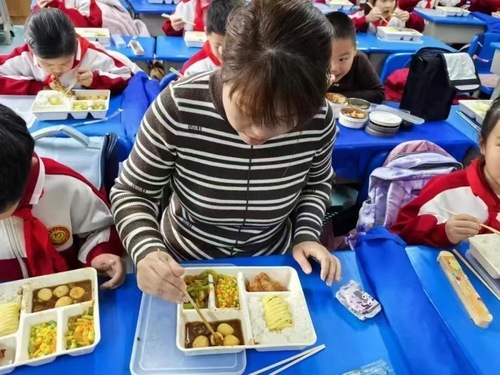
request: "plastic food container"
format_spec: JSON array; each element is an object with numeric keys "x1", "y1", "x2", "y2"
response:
[
  {"x1": 366, "y1": 111, "x2": 402, "y2": 137},
  {"x1": 75, "y1": 28, "x2": 110, "y2": 47},
  {"x1": 338, "y1": 107, "x2": 368, "y2": 129},
  {"x1": 458, "y1": 100, "x2": 491, "y2": 123},
  {"x1": 376, "y1": 27, "x2": 423, "y2": 43},
  {"x1": 435, "y1": 6, "x2": 470, "y2": 17},
  {"x1": 176, "y1": 267, "x2": 316, "y2": 356},
  {"x1": 347, "y1": 98, "x2": 371, "y2": 111},
  {"x1": 469, "y1": 234, "x2": 500, "y2": 279},
  {"x1": 0, "y1": 268, "x2": 100, "y2": 375},
  {"x1": 184, "y1": 31, "x2": 207, "y2": 48},
  {"x1": 30, "y1": 90, "x2": 110, "y2": 121},
  {"x1": 325, "y1": 0, "x2": 354, "y2": 11},
  {"x1": 325, "y1": 93, "x2": 347, "y2": 118}
]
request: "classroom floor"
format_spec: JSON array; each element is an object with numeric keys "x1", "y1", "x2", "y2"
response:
[{"x1": 0, "y1": 25, "x2": 25, "y2": 55}]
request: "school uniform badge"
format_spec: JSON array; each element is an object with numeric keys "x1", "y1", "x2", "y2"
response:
[{"x1": 48, "y1": 226, "x2": 71, "y2": 246}]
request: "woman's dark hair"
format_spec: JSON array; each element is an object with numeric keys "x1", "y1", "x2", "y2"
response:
[
  {"x1": 25, "y1": 9, "x2": 77, "y2": 59},
  {"x1": 480, "y1": 98, "x2": 500, "y2": 146},
  {"x1": 0, "y1": 104, "x2": 35, "y2": 213},
  {"x1": 221, "y1": 0, "x2": 333, "y2": 129}
]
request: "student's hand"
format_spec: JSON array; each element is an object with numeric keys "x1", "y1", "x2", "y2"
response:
[
  {"x1": 91, "y1": 253, "x2": 126, "y2": 289},
  {"x1": 75, "y1": 68, "x2": 94, "y2": 87},
  {"x1": 445, "y1": 214, "x2": 481, "y2": 244},
  {"x1": 136, "y1": 250, "x2": 187, "y2": 303},
  {"x1": 394, "y1": 9, "x2": 410, "y2": 23},
  {"x1": 37, "y1": 0, "x2": 51, "y2": 8},
  {"x1": 366, "y1": 7, "x2": 383, "y2": 23},
  {"x1": 293, "y1": 241, "x2": 342, "y2": 286},
  {"x1": 171, "y1": 17, "x2": 186, "y2": 31}
]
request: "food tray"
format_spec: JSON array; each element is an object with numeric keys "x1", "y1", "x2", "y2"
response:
[
  {"x1": 469, "y1": 234, "x2": 500, "y2": 279},
  {"x1": 465, "y1": 250, "x2": 500, "y2": 298},
  {"x1": 130, "y1": 292, "x2": 246, "y2": 375},
  {"x1": 435, "y1": 6, "x2": 470, "y2": 17},
  {"x1": 458, "y1": 100, "x2": 492, "y2": 125},
  {"x1": 30, "y1": 90, "x2": 110, "y2": 121},
  {"x1": 184, "y1": 31, "x2": 207, "y2": 48},
  {"x1": 325, "y1": 0, "x2": 355, "y2": 11},
  {"x1": 177, "y1": 267, "x2": 316, "y2": 356},
  {"x1": 376, "y1": 27, "x2": 423, "y2": 43},
  {"x1": 75, "y1": 28, "x2": 111, "y2": 47},
  {"x1": 0, "y1": 268, "x2": 100, "y2": 375}
]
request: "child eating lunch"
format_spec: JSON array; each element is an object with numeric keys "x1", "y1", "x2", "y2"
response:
[{"x1": 162, "y1": 0, "x2": 210, "y2": 36}]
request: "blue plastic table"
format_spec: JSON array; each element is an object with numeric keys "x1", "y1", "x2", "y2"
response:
[
  {"x1": 155, "y1": 36, "x2": 201, "y2": 63},
  {"x1": 128, "y1": 0, "x2": 175, "y2": 14},
  {"x1": 356, "y1": 32, "x2": 454, "y2": 54},
  {"x1": 414, "y1": 8, "x2": 486, "y2": 44},
  {"x1": 406, "y1": 245, "x2": 500, "y2": 375},
  {"x1": 107, "y1": 36, "x2": 156, "y2": 62},
  {"x1": 12, "y1": 252, "x2": 410, "y2": 375}
]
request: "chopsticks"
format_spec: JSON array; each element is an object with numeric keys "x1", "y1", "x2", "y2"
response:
[
  {"x1": 452, "y1": 249, "x2": 500, "y2": 300},
  {"x1": 169, "y1": 67, "x2": 184, "y2": 78},
  {"x1": 156, "y1": 250, "x2": 222, "y2": 345},
  {"x1": 248, "y1": 344, "x2": 326, "y2": 375},
  {"x1": 364, "y1": 2, "x2": 390, "y2": 25},
  {"x1": 161, "y1": 13, "x2": 196, "y2": 26},
  {"x1": 439, "y1": 207, "x2": 500, "y2": 236},
  {"x1": 64, "y1": 55, "x2": 98, "y2": 95}
]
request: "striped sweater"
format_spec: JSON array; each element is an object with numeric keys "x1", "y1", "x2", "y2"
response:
[{"x1": 110, "y1": 71, "x2": 337, "y2": 265}]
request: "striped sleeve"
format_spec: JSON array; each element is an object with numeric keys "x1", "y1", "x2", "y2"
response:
[
  {"x1": 110, "y1": 85, "x2": 179, "y2": 265},
  {"x1": 292, "y1": 105, "x2": 336, "y2": 246}
]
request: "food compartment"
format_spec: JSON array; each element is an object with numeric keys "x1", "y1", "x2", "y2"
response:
[
  {"x1": 469, "y1": 234, "x2": 500, "y2": 279},
  {"x1": 0, "y1": 336, "x2": 17, "y2": 374},
  {"x1": 0, "y1": 301, "x2": 22, "y2": 338},
  {"x1": 60, "y1": 301, "x2": 100, "y2": 356},
  {"x1": 89, "y1": 101, "x2": 109, "y2": 119},
  {"x1": 18, "y1": 310, "x2": 60, "y2": 365},
  {"x1": 182, "y1": 269, "x2": 216, "y2": 310},
  {"x1": 74, "y1": 89, "x2": 110, "y2": 119},
  {"x1": 70, "y1": 100, "x2": 91, "y2": 119},
  {"x1": 23, "y1": 268, "x2": 98, "y2": 314},
  {"x1": 246, "y1": 292, "x2": 317, "y2": 351},
  {"x1": 242, "y1": 267, "x2": 299, "y2": 293},
  {"x1": 30, "y1": 91, "x2": 71, "y2": 121},
  {"x1": 176, "y1": 308, "x2": 251, "y2": 355}
]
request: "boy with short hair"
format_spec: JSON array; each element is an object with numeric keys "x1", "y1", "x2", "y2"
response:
[
  {"x1": 180, "y1": 0, "x2": 244, "y2": 76},
  {"x1": 0, "y1": 104, "x2": 125, "y2": 286},
  {"x1": 327, "y1": 12, "x2": 384, "y2": 103}
]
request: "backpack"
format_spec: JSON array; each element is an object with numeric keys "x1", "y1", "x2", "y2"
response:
[
  {"x1": 355, "y1": 141, "x2": 462, "y2": 238},
  {"x1": 400, "y1": 48, "x2": 480, "y2": 121}
]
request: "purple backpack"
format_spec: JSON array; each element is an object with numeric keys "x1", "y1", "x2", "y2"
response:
[{"x1": 354, "y1": 141, "x2": 462, "y2": 241}]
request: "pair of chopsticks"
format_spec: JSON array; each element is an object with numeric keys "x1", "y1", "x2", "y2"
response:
[
  {"x1": 249, "y1": 344, "x2": 326, "y2": 375},
  {"x1": 161, "y1": 13, "x2": 196, "y2": 26},
  {"x1": 64, "y1": 55, "x2": 98, "y2": 95},
  {"x1": 156, "y1": 250, "x2": 222, "y2": 345},
  {"x1": 439, "y1": 207, "x2": 500, "y2": 236},
  {"x1": 364, "y1": 2, "x2": 390, "y2": 25}
]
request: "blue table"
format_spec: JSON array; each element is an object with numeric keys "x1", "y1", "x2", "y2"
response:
[
  {"x1": 333, "y1": 112, "x2": 476, "y2": 181},
  {"x1": 356, "y1": 32, "x2": 454, "y2": 55},
  {"x1": 447, "y1": 106, "x2": 481, "y2": 145},
  {"x1": 12, "y1": 252, "x2": 410, "y2": 374},
  {"x1": 155, "y1": 35, "x2": 201, "y2": 63},
  {"x1": 107, "y1": 36, "x2": 156, "y2": 62},
  {"x1": 128, "y1": 0, "x2": 176, "y2": 36},
  {"x1": 406, "y1": 245, "x2": 500, "y2": 375},
  {"x1": 414, "y1": 8, "x2": 486, "y2": 44}
]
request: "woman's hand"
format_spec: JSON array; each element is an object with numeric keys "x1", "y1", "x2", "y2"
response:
[
  {"x1": 292, "y1": 241, "x2": 342, "y2": 286},
  {"x1": 445, "y1": 214, "x2": 481, "y2": 244},
  {"x1": 91, "y1": 254, "x2": 126, "y2": 289},
  {"x1": 136, "y1": 251, "x2": 187, "y2": 303},
  {"x1": 171, "y1": 17, "x2": 186, "y2": 31},
  {"x1": 366, "y1": 7, "x2": 383, "y2": 23},
  {"x1": 75, "y1": 68, "x2": 93, "y2": 87}
]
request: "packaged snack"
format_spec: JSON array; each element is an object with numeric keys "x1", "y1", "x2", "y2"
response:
[
  {"x1": 336, "y1": 280, "x2": 381, "y2": 320},
  {"x1": 342, "y1": 359, "x2": 394, "y2": 375}
]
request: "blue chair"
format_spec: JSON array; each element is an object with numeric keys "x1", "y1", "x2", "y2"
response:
[
  {"x1": 467, "y1": 32, "x2": 500, "y2": 97},
  {"x1": 379, "y1": 53, "x2": 413, "y2": 84},
  {"x1": 159, "y1": 72, "x2": 178, "y2": 90}
]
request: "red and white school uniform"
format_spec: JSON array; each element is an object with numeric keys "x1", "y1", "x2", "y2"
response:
[
  {"x1": 350, "y1": 8, "x2": 425, "y2": 33},
  {"x1": 180, "y1": 41, "x2": 220, "y2": 76},
  {"x1": 162, "y1": 0, "x2": 210, "y2": 36},
  {"x1": 469, "y1": 0, "x2": 500, "y2": 14},
  {"x1": 33, "y1": 0, "x2": 150, "y2": 36},
  {"x1": 0, "y1": 155, "x2": 124, "y2": 282},
  {"x1": 0, "y1": 35, "x2": 135, "y2": 95},
  {"x1": 391, "y1": 159, "x2": 500, "y2": 248}
]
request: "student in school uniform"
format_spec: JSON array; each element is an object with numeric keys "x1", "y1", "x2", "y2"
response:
[
  {"x1": 0, "y1": 103, "x2": 126, "y2": 285},
  {"x1": 391, "y1": 99, "x2": 500, "y2": 247},
  {"x1": 469, "y1": 0, "x2": 499, "y2": 14},
  {"x1": 326, "y1": 12, "x2": 384, "y2": 103},
  {"x1": 0, "y1": 9, "x2": 136, "y2": 95},
  {"x1": 350, "y1": 0, "x2": 425, "y2": 33},
  {"x1": 162, "y1": 0, "x2": 210, "y2": 36},
  {"x1": 181, "y1": 0, "x2": 243, "y2": 76},
  {"x1": 398, "y1": 0, "x2": 466, "y2": 12},
  {"x1": 34, "y1": 0, "x2": 150, "y2": 36}
]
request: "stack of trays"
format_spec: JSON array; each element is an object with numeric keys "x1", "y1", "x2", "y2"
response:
[
  {"x1": 325, "y1": 0, "x2": 355, "y2": 11},
  {"x1": 75, "y1": 28, "x2": 110, "y2": 47},
  {"x1": 376, "y1": 27, "x2": 423, "y2": 43},
  {"x1": 365, "y1": 111, "x2": 402, "y2": 137},
  {"x1": 435, "y1": 6, "x2": 470, "y2": 17},
  {"x1": 184, "y1": 32, "x2": 207, "y2": 48}
]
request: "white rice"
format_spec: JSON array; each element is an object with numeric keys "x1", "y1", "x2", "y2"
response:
[{"x1": 247, "y1": 293, "x2": 315, "y2": 345}]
